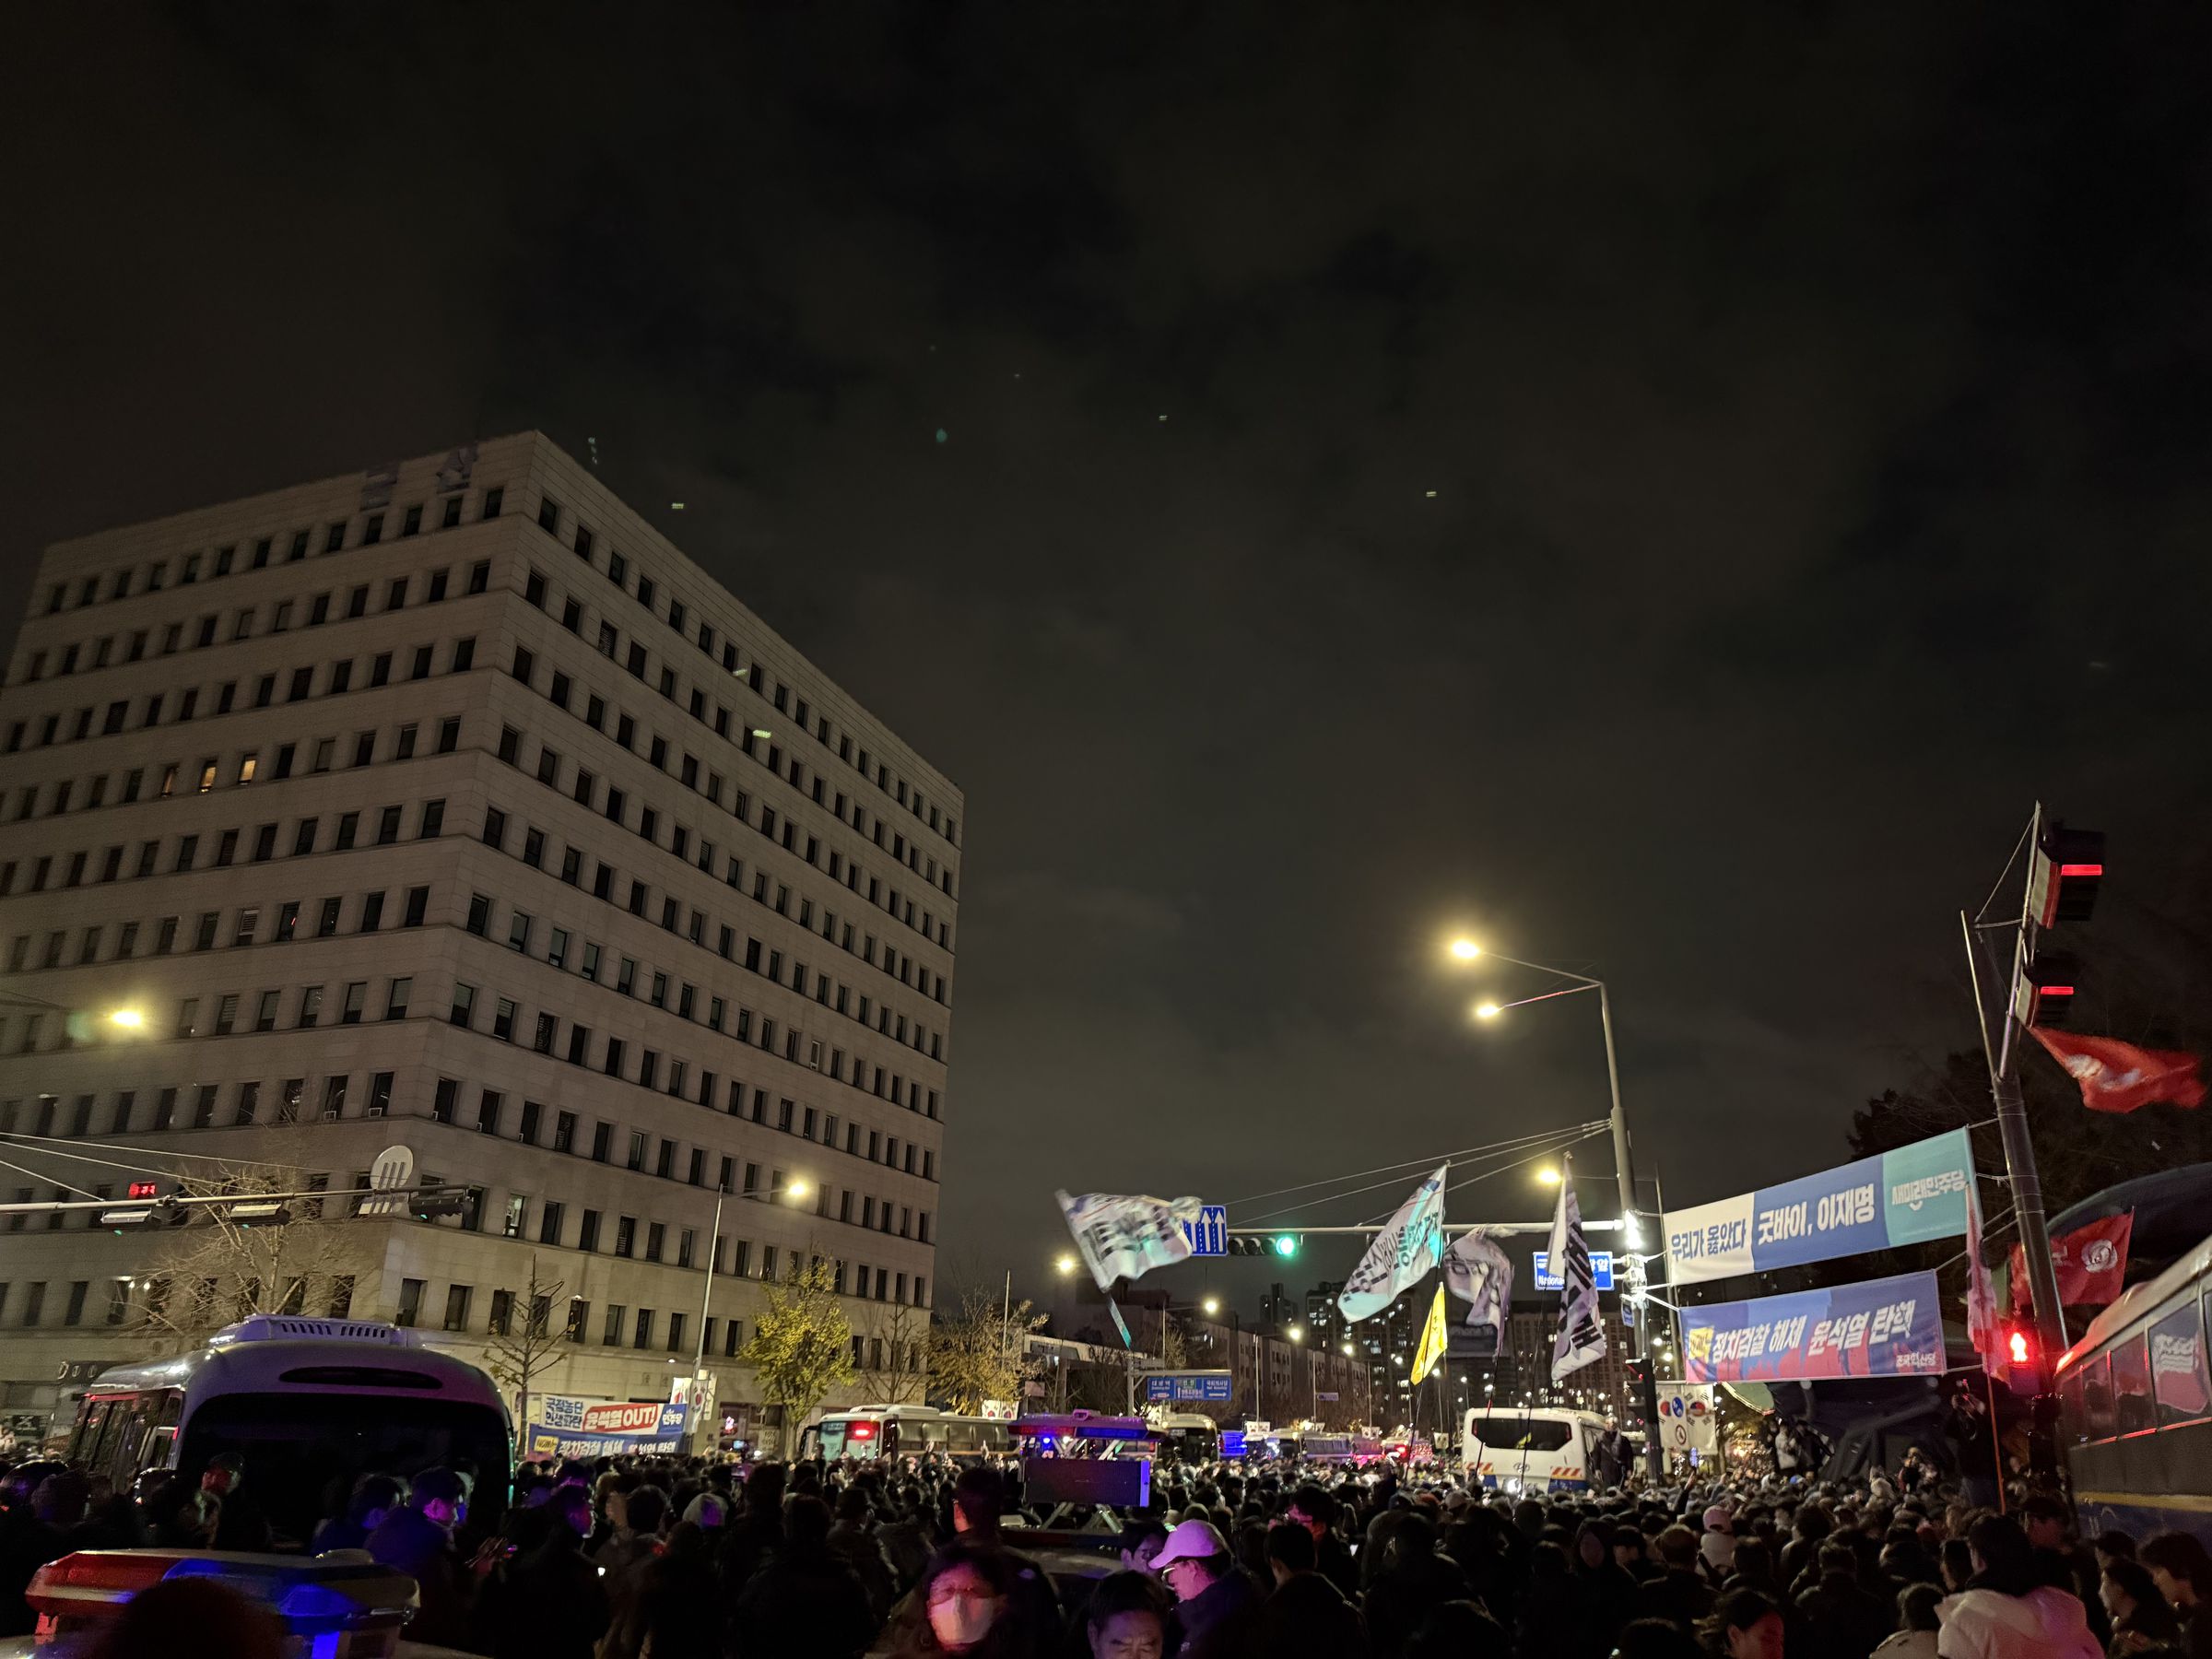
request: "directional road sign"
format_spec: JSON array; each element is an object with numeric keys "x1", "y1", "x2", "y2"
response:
[
  {"x1": 1532, "y1": 1250, "x2": 1615, "y2": 1292},
  {"x1": 1181, "y1": 1205, "x2": 1228, "y2": 1257}
]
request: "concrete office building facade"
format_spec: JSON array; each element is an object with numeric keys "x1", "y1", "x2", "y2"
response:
[{"x1": 0, "y1": 434, "x2": 959, "y2": 1446}]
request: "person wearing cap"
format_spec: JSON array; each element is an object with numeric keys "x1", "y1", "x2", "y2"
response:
[
  {"x1": 1151, "y1": 1518, "x2": 1260, "y2": 1657},
  {"x1": 1702, "y1": 1505, "x2": 1738, "y2": 1578}
]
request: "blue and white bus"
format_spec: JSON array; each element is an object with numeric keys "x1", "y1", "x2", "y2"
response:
[{"x1": 2056, "y1": 1230, "x2": 2212, "y2": 1547}]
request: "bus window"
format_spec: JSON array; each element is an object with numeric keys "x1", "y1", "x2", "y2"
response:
[
  {"x1": 2059, "y1": 1370, "x2": 2087, "y2": 1444},
  {"x1": 2152, "y1": 1302, "x2": 2210, "y2": 1426},
  {"x1": 2084, "y1": 1353, "x2": 2114, "y2": 1440},
  {"x1": 2112, "y1": 1335, "x2": 2155, "y2": 1436},
  {"x1": 70, "y1": 1398, "x2": 105, "y2": 1464}
]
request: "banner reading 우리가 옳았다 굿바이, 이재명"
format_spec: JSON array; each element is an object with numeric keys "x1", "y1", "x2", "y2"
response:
[{"x1": 1662, "y1": 1129, "x2": 1972, "y2": 1287}]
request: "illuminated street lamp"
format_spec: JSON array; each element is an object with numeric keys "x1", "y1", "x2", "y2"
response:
[
  {"x1": 1055, "y1": 1253, "x2": 1078, "y2": 1277},
  {"x1": 784, "y1": 1180, "x2": 812, "y2": 1204},
  {"x1": 1202, "y1": 1296, "x2": 1221, "y2": 1315},
  {"x1": 108, "y1": 1007, "x2": 147, "y2": 1030}
]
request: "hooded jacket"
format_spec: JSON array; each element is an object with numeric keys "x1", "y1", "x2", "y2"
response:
[{"x1": 1938, "y1": 1586, "x2": 2103, "y2": 1659}]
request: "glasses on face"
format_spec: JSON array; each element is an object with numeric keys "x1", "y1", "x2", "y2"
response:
[{"x1": 929, "y1": 1584, "x2": 999, "y2": 1610}]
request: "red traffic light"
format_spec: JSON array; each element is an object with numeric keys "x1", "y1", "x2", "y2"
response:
[
  {"x1": 2007, "y1": 1329, "x2": 2030, "y2": 1367},
  {"x1": 2029, "y1": 825, "x2": 2105, "y2": 927}
]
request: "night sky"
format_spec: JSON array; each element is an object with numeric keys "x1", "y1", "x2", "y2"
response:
[{"x1": 12, "y1": 6, "x2": 2212, "y2": 1309}]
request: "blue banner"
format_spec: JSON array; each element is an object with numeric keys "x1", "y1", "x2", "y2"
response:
[
  {"x1": 1665, "y1": 1129, "x2": 1973, "y2": 1287},
  {"x1": 1681, "y1": 1268, "x2": 1948, "y2": 1383}
]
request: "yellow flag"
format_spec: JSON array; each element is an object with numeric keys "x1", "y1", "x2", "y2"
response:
[{"x1": 1410, "y1": 1285, "x2": 1448, "y2": 1384}]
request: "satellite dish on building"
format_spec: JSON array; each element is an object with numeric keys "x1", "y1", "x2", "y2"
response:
[{"x1": 359, "y1": 1144, "x2": 416, "y2": 1218}]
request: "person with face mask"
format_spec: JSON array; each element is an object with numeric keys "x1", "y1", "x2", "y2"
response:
[{"x1": 888, "y1": 1543, "x2": 1026, "y2": 1657}]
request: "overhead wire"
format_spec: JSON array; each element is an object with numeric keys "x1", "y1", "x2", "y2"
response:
[
  {"x1": 1236, "y1": 1122, "x2": 1603, "y2": 1229},
  {"x1": 0, "y1": 1128, "x2": 289, "y2": 1172},
  {"x1": 0, "y1": 1152, "x2": 103, "y2": 1203},
  {"x1": 1363, "y1": 1125, "x2": 1609, "y2": 1225},
  {"x1": 1223, "y1": 1121, "x2": 1608, "y2": 1210}
]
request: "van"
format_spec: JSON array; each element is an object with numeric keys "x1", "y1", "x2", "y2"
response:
[{"x1": 1462, "y1": 1406, "x2": 1609, "y2": 1494}]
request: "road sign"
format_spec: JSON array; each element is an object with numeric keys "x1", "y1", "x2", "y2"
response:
[
  {"x1": 1182, "y1": 1205, "x2": 1228, "y2": 1257},
  {"x1": 359, "y1": 1144, "x2": 416, "y2": 1218},
  {"x1": 1533, "y1": 1251, "x2": 1615, "y2": 1292},
  {"x1": 1142, "y1": 1370, "x2": 1233, "y2": 1403}
]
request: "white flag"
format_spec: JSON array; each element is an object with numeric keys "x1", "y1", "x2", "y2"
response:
[
  {"x1": 1056, "y1": 1190, "x2": 1201, "y2": 1291},
  {"x1": 1548, "y1": 1153, "x2": 1607, "y2": 1381},
  {"x1": 1337, "y1": 1166, "x2": 1448, "y2": 1324},
  {"x1": 1443, "y1": 1229, "x2": 1512, "y2": 1337}
]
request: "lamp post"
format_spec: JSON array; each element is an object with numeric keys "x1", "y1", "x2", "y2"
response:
[{"x1": 1452, "y1": 936, "x2": 1663, "y2": 1480}]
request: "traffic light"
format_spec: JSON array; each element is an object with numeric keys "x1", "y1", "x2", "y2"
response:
[
  {"x1": 2000, "y1": 1322, "x2": 2045, "y2": 1395},
  {"x1": 2013, "y1": 950, "x2": 2077, "y2": 1028},
  {"x1": 2029, "y1": 824, "x2": 2104, "y2": 927},
  {"x1": 1273, "y1": 1234, "x2": 1300, "y2": 1259},
  {"x1": 411, "y1": 1186, "x2": 471, "y2": 1221},
  {"x1": 100, "y1": 1196, "x2": 186, "y2": 1232},
  {"x1": 1226, "y1": 1233, "x2": 1303, "y2": 1258}
]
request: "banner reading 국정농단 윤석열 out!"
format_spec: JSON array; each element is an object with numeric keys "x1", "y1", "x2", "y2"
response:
[
  {"x1": 1679, "y1": 1268, "x2": 1948, "y2": 1384},
  {"x1": 1663, "y1": 1129, "x2": 1973, "y2": 1288},
  {"x1": 525, "y1": 1395, "x2": 691, "y2": 1460}
]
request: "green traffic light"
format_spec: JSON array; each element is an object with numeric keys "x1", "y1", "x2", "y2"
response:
[{"x1": 1273, "y1": 1234, "x2": 1298, "y2": 1257}]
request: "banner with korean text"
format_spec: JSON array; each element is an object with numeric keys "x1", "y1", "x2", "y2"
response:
[
  {"x1": 1680, "y1": 1268, "x2": 1947, "y2": 1384},
  {"x1": 1664, "y1": 1130, "x2": 1973, "y2": 1288},
  {"x1": 525, "y1": 1396, "x2": 691, "y2": 1459}
]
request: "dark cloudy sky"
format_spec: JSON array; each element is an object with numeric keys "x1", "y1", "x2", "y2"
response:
[{"x1": 10, "y1": 5, "x2": 2212, "y2": 1306}]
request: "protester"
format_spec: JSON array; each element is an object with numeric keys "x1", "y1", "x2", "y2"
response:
[
  {"x1": 1152, "y1": 1518, "x2": 1262, "y2": 1658},
  {"x1": 2138, "y1": 1534, "x2": 2212, "y2": 1659},
  {"x1": 2099, "y1": 1558, "x2": 2181, "y2": 1657},
  {"x1": 1258, "y1": 1519, "x2": 1367, "y2": 1658},
  {"x1": 1087, "y1": 1570, "x2": 1173, "y2": 1659},
  {"x1": 1875, "y1": 1583, "x2": 1947, "y2": 1659},
  {"x1": 1937, "y1": 1514, "x2": 2101, "y2": 1659}
]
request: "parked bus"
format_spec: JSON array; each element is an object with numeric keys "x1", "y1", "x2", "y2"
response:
[
  {"x1": 2055, "y1": 1230, "x2": 2212, "y2": 1548},
  {"x1": 1151, "y1": 1412, "x2": 1221, "y2": 1464},
  {"x1": 67, "y1": 1314, "x2": 510, "y2": 1550},
  {"x1": 1462, "y1": 1406, "x2": 1611, "y2": 1494},
  {"x1": 797, "y1": 1404, "x2": 1013, "y2": 1462},
  {"x1": 1303, "y1": 1432, "x2": 1383, "y2": 1466}
]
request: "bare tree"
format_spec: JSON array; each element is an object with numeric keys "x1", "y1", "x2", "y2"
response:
[
  {"x1": 483, "y1": 1254, "x2": 567, "y2": 1434},
  {"x1": 926, "y1": 1281, "x2": 1045, "y2": 1415},
  {"x1": 862, "y1": 1300, "x2": 927, "y2": 1405},
  {"x1": 134, "y1": 1161, "x2": 375, "y2": 1346}
]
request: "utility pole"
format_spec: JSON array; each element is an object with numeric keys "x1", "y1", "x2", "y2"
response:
[
  {"x1": 1595, "y1": 983, "x2": 1665, "y2": 1483},
  {"x1": 1962, "y1": 804, "x2": 2083, "y2": 1418}
]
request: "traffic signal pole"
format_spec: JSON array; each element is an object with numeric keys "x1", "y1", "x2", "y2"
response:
[{"x1": 1960, "y1": 806, "x2": 2070, "y2": 1379}]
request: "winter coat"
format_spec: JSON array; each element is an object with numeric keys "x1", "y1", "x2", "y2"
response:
[{"x1": 1938, "y1": 1587, "x2": 2103, "y2": 1659}]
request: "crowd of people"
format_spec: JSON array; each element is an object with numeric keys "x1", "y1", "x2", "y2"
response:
[{"x1": 1, "y1": 1445, "x2": 2210, "y2": 1659}]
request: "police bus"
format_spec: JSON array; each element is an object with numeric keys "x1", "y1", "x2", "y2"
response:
[
  {"x1": 797, "y1": 1404, "x2": 1013, "y2": 1462},
  {"x1": 66, "y1": 1315, "x2": 510, "y2": 1551},
  {"x1": 2055, "y1": 1230, "x2": 2212, "y2": 1547}
]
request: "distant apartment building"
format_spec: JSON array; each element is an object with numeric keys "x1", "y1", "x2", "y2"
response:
[{"x1": 0, "y1": 434, "x2": 961, "y2": 1444}]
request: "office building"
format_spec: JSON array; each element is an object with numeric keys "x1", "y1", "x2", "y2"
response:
[{"x1": 0, "y1": 434, "x2": 961, "y2": 1446}]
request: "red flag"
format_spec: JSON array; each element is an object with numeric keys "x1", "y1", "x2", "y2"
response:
[
  {"x1": 2005, "y1": 1210, "x2": 2134, "y2": 1312},
  {"x1": 2028, "y1": 1028, "x2": 2205, "y2": 1113}
]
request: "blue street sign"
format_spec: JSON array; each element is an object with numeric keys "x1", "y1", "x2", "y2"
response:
[
  {"x1": 1532, "y1": 1251, "x2": 1615, "y2": 1292},
  {"x1": 1142, "y1": 1371, "x2": 1234, "y2": 1403},
  {"x1": 1181, "y1": 1205, "x2": 1228, "y2": 1257}
]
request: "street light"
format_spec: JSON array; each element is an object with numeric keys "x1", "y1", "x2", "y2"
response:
[
  {"x1": 1448, "y1": 933, "x2": 1662, "y2": 1479},
  {"x1": 1055, "y1": 1254, "x2": 1079, "y2": 1277},
  {"x1": 1288, "y1": 1325, "x2": 1304, "y2": 1344},
  {"x1": 784, "y1": 1181, "x2": 811, "y2": 1203},
  {"x1": 1535, "y1": 1167, "x2": 1561, "y2": 1185},
  {"x1": 107, "y1": 1007, "x2": 146, "y2": 1030},
  {"x1": 1202, "y1": 1296, "x2": 1221, "y2": 1315}
]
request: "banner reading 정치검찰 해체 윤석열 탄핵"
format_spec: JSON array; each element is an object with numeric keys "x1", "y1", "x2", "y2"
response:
[
  {"x1": 1679, "y1": 1268, "x2": 1948, "y2": 1384},
  {"x1": 1662, "y1": 1129, "x2": 1973, "y2": 1288}
]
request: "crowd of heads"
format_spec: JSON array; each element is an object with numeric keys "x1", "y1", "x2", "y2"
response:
[{"x1": 1, "y1": 1441, "x2": 2210, "y2": 1659}]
